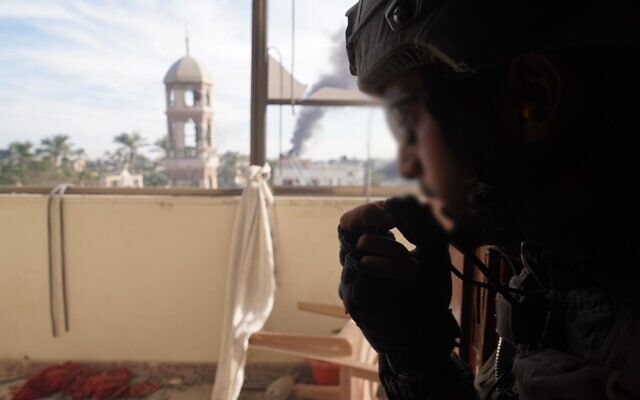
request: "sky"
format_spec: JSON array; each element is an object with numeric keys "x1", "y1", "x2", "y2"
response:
[{"x1": 0, "y1": 0, "x2": 396, "y2": 160}]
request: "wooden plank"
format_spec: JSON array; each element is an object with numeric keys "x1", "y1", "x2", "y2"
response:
[
  {"x1": 348, "y1": 364, "x2": 379, "y2": 382},
  {"x1": 249, "y1": 332, "x2": 352, "y2": 358},
  {"x1": 298, "y1": 302, "x2": 349, "y2": 319},
  {"x1": 463, "y1": 247, "x2": 500, "y2": 374},
  {"x1": 339, "y1": 367, "x2": 351, "y2": 400}
]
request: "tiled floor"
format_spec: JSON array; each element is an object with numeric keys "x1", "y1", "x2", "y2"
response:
[
  {"x1": 148, "y1": 383, "x2": 287, "y2": 400},
  {"x1": 0, "y1": 381, "x2": 298, "y2": 399}
]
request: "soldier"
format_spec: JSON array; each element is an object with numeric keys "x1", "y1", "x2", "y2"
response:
[{"x1": 337, "y1": 1, "x2": 640, "y2": 399}]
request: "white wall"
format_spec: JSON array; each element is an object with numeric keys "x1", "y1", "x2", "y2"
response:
[{"x1": 0, "y1": 194, "x2": 369, "y2": 363}]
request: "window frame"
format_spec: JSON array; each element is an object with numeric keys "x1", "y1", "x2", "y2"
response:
[
  {"x1": 0, "y1": 185, "x2": 415, "y2": 198},
  {"x1": 254, "y1": 0, "x2": 403, "y2": 196},
  {"x1": 1, "y1": 0, "x2": 406, "y2": 198}
]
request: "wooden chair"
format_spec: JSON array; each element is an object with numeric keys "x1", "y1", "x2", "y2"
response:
[{"x1": 249, "y1": 302, "x2": 380, "y2": 400}]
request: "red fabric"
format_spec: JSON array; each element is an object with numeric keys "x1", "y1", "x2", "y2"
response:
[
  {"x1": 122, "y1": 381, "x2": 162, "y2": 397},
  {"x1": 11, "y1": 362, "x2": 161, "y2": 400}
]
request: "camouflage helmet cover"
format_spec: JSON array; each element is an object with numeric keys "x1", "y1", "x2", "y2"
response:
[{"x1": 345, "y1": 0, "x2": 636, "y2": 94}]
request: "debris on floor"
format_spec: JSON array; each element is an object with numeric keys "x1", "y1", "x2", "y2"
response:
[
  {"x1": 0, "y1": 361, "x2": 312, "y2": 400},
  {"x1": 10, "y1": 362, "x2": 161, "y2": 400},
  {"x1": 264, "y1": 375, "x2": 295, "y2": 400}
]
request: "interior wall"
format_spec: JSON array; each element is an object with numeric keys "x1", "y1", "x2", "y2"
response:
[{"x1": 0, "y1": 195, "x2": 369, "y2": 363}]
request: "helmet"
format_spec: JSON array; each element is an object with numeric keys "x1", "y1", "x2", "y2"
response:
[{"x1": 345, "y1": 0, "x2": 638, "y2": 94}]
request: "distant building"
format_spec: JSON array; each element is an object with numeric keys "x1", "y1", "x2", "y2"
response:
[
  {"x1": 163, "y1": 40, "x2": 218, "y2": 188},
  {"x1": 104, "y1": 164, "x2": 143, "y2": 188},
  {"x1": 72, "y1": 158, "x2": 86, "y2": 173},
  {"x1": 217, "y1": 152, "x2": 250, "y2": 188},
  {"x1": 273, "y1": 157, "x2": 365, "y2": 186}
]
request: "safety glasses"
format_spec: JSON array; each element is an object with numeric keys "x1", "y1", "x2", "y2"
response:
[{"x1": 383, "y1": 89, "x2": 431, "y2": 146}]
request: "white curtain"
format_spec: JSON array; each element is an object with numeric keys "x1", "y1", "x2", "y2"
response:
[{"x1": 211, "y1": 164, "x2": 276, "y2": 400}]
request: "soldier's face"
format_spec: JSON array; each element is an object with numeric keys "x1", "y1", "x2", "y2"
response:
[{"x1": 382, "y1": 70, "x2": 468, "y2": 216}]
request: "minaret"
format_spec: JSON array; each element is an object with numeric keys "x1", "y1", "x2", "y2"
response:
[{"x1": 163, "y1": 35, "x2": 218, "y2": 188}]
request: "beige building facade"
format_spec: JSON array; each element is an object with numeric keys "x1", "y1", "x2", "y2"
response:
[{"x1": 104, "y1": 164, "x2": 144, "y2": 188}]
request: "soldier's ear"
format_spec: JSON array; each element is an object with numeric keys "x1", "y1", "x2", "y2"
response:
[{"x1": 507, "y1": 53, "x2": 562, "y2": 143}]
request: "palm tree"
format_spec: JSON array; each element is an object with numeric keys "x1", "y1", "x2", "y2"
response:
[
  {"x1": 114, "y1": 132, "x2": 147, "y2": 170},
  {"x1": 38, "y1": 134, "x2": 72, "y2": 167},
  {"x1": 1, "y1": 141, "x2": 36, "y2": 184},
  {"x1": 152, "y1": 136, "x2": 169, "y2": 161},
  {"x1": 8, "y1": 141, "x2": 35, "y2": 165}
]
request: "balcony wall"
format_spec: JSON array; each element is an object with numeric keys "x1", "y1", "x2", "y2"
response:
[{"x1": 0, "y1": 194, "x2": 371, "y2": 363}]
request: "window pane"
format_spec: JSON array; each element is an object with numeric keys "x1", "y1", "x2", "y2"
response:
[
  {"x1": 184, "y1": 120, "x2": 198, "y2": 148},
  {"x1": 267, "y1": 105, "x2": 412, "y2": 187},
  {"x1": 267, "y1": 0, "x2": 410, "y2": 188},
  {"x1": 0, "y1": 0, "x2": 251, "y2": 189},
  {"x1": 184, "y1": 90, "x2": 196, "y2": 108},
  {"x1": 169, "y1": 90, "x2": 176, "y2": 108}
]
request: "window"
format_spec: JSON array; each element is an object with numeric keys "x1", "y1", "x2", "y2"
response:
[
  {"x1": 0, "y1": 1, "x2": 407, "y2": 193},
  {"x1": 184, "y1": 89, "x2": 196, "y2": 108},
  {"x1": 266, "y1": 0, "x2": 410, "y2": 189},
  {"x1": 268, "y1": 107, "x2": 402, "y2": 188},
  {"x1": 0, "y1": 1, "x2": 251, "y2": 189},
  {"x1": 169, "y1": 89, "x2": 176, "y2": 108},
  {"x1": 184, "y1": 120, "x2": 198, "y2": 149}
]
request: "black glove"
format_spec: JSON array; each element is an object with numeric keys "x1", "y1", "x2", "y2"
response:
[{"x1": 338, "y1": 196, "x2": 460, "y2": 369}]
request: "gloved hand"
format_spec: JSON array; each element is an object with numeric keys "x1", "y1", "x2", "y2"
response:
[{"x1": 338, "y1": 196, "x2": 460, "y2": 370}]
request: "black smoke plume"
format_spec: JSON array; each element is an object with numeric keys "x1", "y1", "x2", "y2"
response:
[{"x1": 288, "y1": 30, "x2": 356, "y2": 157}]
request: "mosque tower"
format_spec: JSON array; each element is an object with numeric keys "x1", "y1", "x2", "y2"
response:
[{"x1": 163, "y1": 35, "x2": 218, "y2": 188}]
